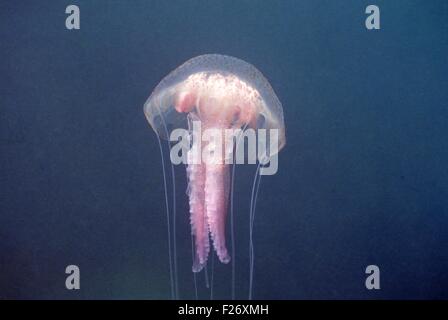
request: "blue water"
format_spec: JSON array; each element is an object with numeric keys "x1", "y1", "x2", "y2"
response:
[{"x1": 0, "y1": 0, "x2": 447, "y2": 299}]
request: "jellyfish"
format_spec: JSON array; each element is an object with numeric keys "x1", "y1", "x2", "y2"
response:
[{"x1": 144, "y1": 54, "x2": 285, "y2": 299}]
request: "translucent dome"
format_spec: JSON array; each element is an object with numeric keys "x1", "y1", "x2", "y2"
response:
[{"x1": 144, "y1": 54, "x2": 286, "y2": 153}]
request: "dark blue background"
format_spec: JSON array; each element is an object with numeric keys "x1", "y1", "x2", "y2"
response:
[{"x1": 0, "y1": 0, "x2": 447, "y2": 299}]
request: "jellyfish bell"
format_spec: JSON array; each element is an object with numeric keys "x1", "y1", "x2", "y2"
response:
[
  {"x1": 144, "y1": 54, "x2": 285, "y2": 285},
  {"x1": 144, "y1": 54, "x2": 285, "y2": 149}
]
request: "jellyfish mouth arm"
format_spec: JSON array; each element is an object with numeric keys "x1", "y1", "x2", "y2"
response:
[
  {"x1": 187, "y1": 143, "x2": 231, "y2": 271},
  {"x1": 187, "y1": 159, "x2": 210, "y2": 273},
  {"x1": 205, "y1": 162, "x2": 231, "y2": 264}
]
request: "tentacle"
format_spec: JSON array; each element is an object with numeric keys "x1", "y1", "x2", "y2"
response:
[
  {"x1": 187, "y1": 159, "x2": 210, "y2": 272},
  {"x1": 205, "y1": 162, "x2": 231, "y2": 264},
  {"x1": 249, "y1": 163, "x2": 262, "y2": 300},
  {"x1": 155, "y1": 133, "x2": 174, "y2": 300}
]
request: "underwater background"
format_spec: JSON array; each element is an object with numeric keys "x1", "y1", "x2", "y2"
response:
[{"x1": 0, "y1": 0, "x2": 447, "y2": 299}]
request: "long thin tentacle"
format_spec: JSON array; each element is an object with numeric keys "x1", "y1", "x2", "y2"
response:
[
  {"x1": 230, "y1": 124, "x2": 248, "y2": 300},
  {"x1": 156, "y1": 102, "x2": 179, "y2": 299},
  {"x1": 249, "y1": 163, "x2": 262, "y2": 300},
  {"x1": 155, "y1": 133, "x2": 174, "y2": 300}
]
